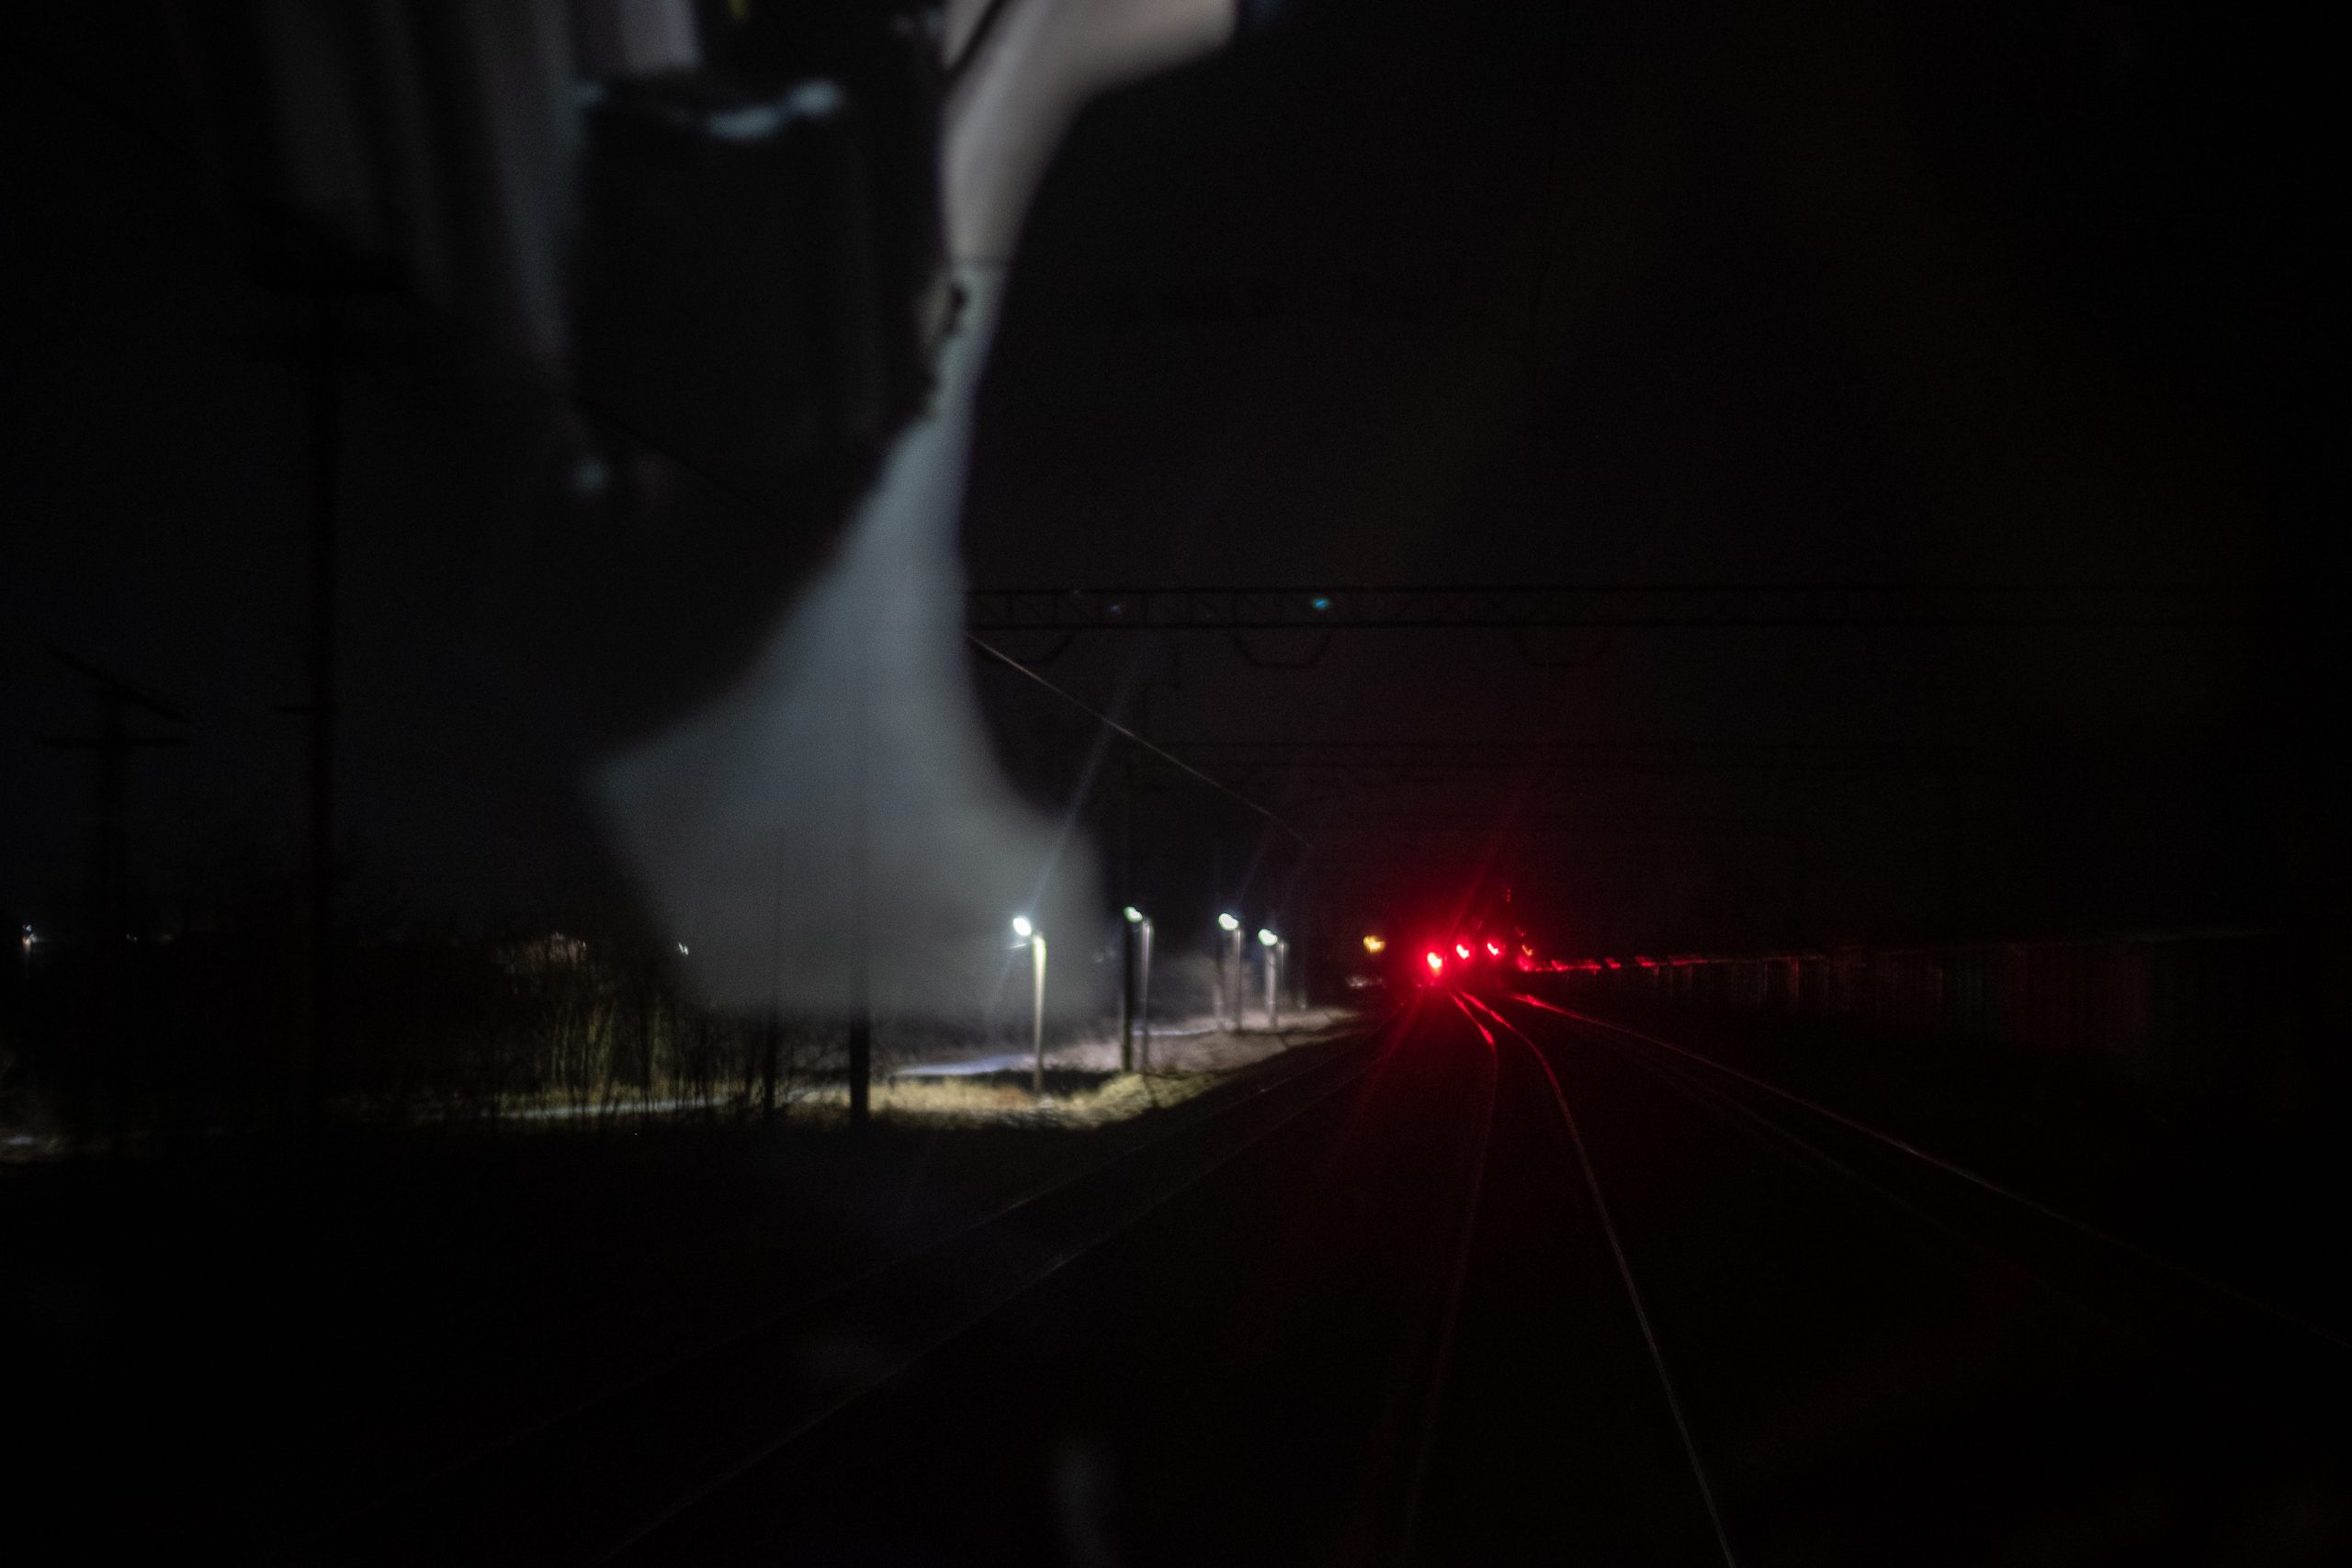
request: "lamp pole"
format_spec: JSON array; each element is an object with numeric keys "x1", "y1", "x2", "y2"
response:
[
  {"x1": 1217, "y1": 912, "x2": 1242, "y2": 1031},
  {"x1": 1259, "y1": 929, "x2": 1282, "y2": 1030},
  {"x1": 1122, "y1": 907, "x2": 1154, "y2": 1072},
  {"x1": 1013, "y1": 917, "x2": 1046, "y2": 1095},
  {"x1": 1137, "y1": 916, "x2": 1154, "y2": 1068}
]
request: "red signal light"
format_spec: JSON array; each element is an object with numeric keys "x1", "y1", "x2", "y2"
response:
[
  {"x1": 1485, "y1": 941, "x2": 1501, "y2": 957},
  {"x1": 1426, "y1": 951, "x2": 1444, "y2": 975},
  {"x1": 1454, "y1": 942, "x2": 1472, "y2": 961}
]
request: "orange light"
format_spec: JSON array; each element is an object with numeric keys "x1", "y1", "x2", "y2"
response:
[{"x1": 1362, "y1": 934, "x2": 1386, "y2": 954}]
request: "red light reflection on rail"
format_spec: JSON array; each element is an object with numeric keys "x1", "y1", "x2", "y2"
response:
[{"x1": 1448, "y1": 991, "x2": 1495, "y2": 1045}]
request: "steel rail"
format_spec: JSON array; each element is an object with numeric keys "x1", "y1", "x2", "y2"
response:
[
  {"x1": 585, "y1": 1029, "x2": 1403, "y2": 1564},
  {"x1": 285, "y1": 1022, "x2": 1386, "y2": 1555},
  {"x1": 1495, "y1": 994, "x2": 2136, "y2": 1346},
  {"x1": 1394, "y1": 999, "x2": 1499, "y2": 1563},
  {"x1": 1461, "y1": 992, "x2": 1740, "y2": 1568},
  {"x1": 1510, "y1": 994, "x2": 2349, "y2": 1351}
]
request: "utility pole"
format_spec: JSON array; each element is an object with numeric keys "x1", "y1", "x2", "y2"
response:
[
  {"x1": 254, "y1": 234, "x2": 356, "y2": 1137},
  {"x1": 847, "y1": 968, "x2": 871, "y2": 1121},
  {"x1": 1117, "y1": 756, "x2": 1136, "y2": 1071},
  {"x1": 845, "y1": 528, "x2": 875, "y2": 1125},
  {"x1": 844, "y1": 788, "x2": 870, "y2": 1123},
  {"x1": 41, "y1": 649, "x2": 187, "y2": 1148},
  {"x1": 301, "y1": 281, "x2": 341, "y2": 1138},
  {"x1": 763, "y1": 834, "x2": 784, "y2": 1122},
  {"x1": 1212, "y1": 836, "x2": 1227, "y2": 1025},
  {"x1": 761, "y1": 1010, "x2": 778, "y2": 1121},
  {"x1": 250, "y1": 215, "x2": 394, "y2": 1138}
]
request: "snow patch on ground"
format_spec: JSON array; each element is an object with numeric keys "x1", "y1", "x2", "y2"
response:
[{"x1": 890, "y1": 1009, "x2": 1358, "y2": 1079}]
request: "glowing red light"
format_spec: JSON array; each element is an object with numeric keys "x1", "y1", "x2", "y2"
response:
[
  {"x1": 1454, "y1": 943, "x2": 1472, "y2": 961},
  {"x1": 1485, "y1": 941, "x2": 1501, "y2": 957},
  {"x1": 1426, "y1": 951, "x2": 1444, "y2": 974}
]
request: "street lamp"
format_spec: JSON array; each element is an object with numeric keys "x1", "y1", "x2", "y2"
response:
[
  {"x1": 1012, "y1": 916, "x2": 1046, "y2": 1095},
  {"x1": 1122, "y1": 906, "x2": 1155, "y2": 1072},
  {"x1": 1216, "y1": 912, "x2": 1243, "y2": 1031},
  {"x1": 1258, "y1": 928, "x2": 1284, "y2": 1029}
]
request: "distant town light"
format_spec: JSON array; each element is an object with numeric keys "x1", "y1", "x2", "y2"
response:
[
  {"x1": 1258, "y1": 928, "x2": 1279, "y2": 947},
  {"x1": 1012, "y1": 915, "x2": 1035, "y2": 940},
  {"x1": 1217, "y1": 912, "x2": 1240, "y2": 932},
  {"x1": 1123, "y1": 906, "x2": 1145, "y2": 924},
  {"x1": 676, "y1": 942, "x2": 690, "y2": 956},
  {"x1": 1362, "y1": 934, "x2": 1386, "y2": 953}
]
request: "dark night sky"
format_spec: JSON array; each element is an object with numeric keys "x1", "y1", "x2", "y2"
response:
[
  {"x1": 962, "y1": 0, "x2": 2338, "y2": 949},
  {"x1": 2, "y1": 0, "x2": 2339, "y2": 965}
]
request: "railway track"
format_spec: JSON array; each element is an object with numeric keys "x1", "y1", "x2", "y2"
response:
[
  {"x1": 288, "y1": 1018, "x2": 1404, "y2": 1565},
  {"x1": 281, "y1": 992, "x2": 2346, "y2": 1563}
]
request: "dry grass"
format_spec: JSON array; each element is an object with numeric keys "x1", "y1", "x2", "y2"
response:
[
  {"x1": 790, "y1": 1068, "x2": 1226, "y2": 1129},
  {"x1": 449, "y1": 1065, "x2": 1231, "y2": 1133}
]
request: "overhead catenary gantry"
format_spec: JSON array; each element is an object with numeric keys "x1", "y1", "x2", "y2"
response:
[{"x1": 966, "y1": 582, "x2": 2252, "y2": 633}]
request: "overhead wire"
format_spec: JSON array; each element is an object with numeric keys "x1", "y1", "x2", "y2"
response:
[{"x1": 967, "y1": 632, "x2": 1312, "y2": 848}]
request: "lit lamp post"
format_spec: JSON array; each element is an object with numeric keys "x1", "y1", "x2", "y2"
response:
[
  {"x1": 1258, "y1": 928, "x2": 1285, "y2": 1029},
  {"x1": 1012, "y1": 916, "x2": 1046, "y2": 1095},
  {"x1": 1122, "y1": 906, "x2": 1154, "y2": 1072},
  {"x1": 1216, "y1": 912, "x2": 1242, "y2": 1031}
]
